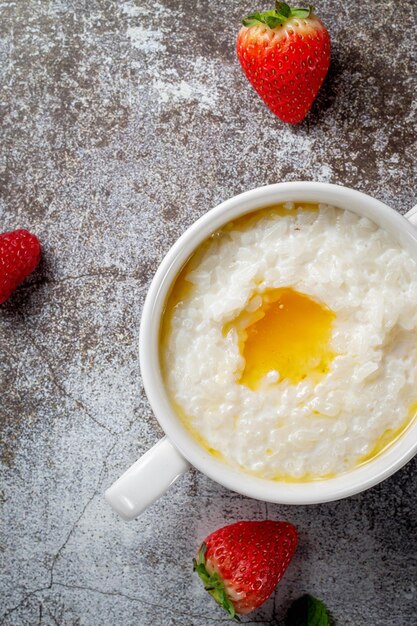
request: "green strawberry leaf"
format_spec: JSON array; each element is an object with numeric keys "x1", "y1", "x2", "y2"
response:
[
  {"x1": 197, "y1": 542, "x2": 207, "y2": 565},
  {"x1": 291, "y1": 7, "x2": 313, "y2": 18},
  {"x1": 242, "y1": 4, "x2": 314, "y2": 28},
  {"x1": 285, "y1": 594, "x2": 330, "y2": 626},
  {"x1": 242, "y1": 12, "x2": 264, "y2": 26},
  {"x1": 275, "y1": 2, "x2": 291, "y2": 17},
  {"x1": 193, "y1": 543, "x2": 240, "y2": 621},
  {"x1": 265, "y1": 15, "x2": 285, "y2": 28}
]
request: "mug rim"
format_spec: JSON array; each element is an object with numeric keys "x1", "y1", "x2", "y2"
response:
[{"x1": 139, "y1": 181, "x2": 417, "y2": 504}]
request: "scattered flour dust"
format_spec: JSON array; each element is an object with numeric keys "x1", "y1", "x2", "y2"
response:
[
  {"x1": 153, "y1": 76, "x2": 218, "y2": 109},
  {"x1": 122, "y1": 2, "x2": 219, "y2": 111},
  {"x1": 152, "y1": 57, "x2": 219, "y2": 111},
  {"x1": 126, "y1": 26, "x2": 165, "y2": 52},
  {"x1": 120, "y1": 0, "x2": 172, "y2": 19},
  {"x1": 161, "y1": 203, "x2": 417, "y2": 480}
]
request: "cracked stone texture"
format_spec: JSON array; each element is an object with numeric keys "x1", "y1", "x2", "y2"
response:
[{"x1": 1, "y1": 0, "x2": 416, "y2": 624}]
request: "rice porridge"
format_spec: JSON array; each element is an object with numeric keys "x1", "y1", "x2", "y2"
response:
[{"x1": 161, "y1": 203, "x2": 417, "y2": 480}]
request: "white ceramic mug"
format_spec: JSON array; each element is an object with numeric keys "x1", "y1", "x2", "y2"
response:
[{"x1": 105, "y1": 182, "x2": 417, "y2": 520}]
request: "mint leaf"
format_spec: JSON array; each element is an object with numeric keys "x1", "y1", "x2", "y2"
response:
[{"x1": 285, "y1": 594, "x2": 330, "y2": 626}]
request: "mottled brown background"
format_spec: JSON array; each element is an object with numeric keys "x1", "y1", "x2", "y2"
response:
[{"x1": 1, "y1": 1, "x2": 416, "y2": 625}]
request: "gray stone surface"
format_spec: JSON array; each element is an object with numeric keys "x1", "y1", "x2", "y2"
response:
[{"x1": 1, "y1": 0, "x2": 416, "y2": 624}]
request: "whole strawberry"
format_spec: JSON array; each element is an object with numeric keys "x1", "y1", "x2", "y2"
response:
[
  {"x1": 193, "y1": 520, "x2": 298, "y2": 617},
  {"x1": 236, "y1": 2, "x2": 330, "y2": 123},
  {"x1": 0, "y1": 229, "x2": 41, "y2": 304}
]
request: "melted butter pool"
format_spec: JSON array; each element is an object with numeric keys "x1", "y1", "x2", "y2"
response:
[{"x1": 225, "y1": 287, "x2": 336, "y2": 390}]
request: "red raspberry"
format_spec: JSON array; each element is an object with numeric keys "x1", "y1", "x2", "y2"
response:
[{"x1": 0, "y1": 229, "x2": 41, "y2": 304}]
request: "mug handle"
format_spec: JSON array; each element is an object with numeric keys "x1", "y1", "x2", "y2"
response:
[
  {"x1": 105, "y1": 437, "x2": 189, "y2": 520},
  {"x1": 405, "y1": 204, "x2": 417, "y2": 226}
]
